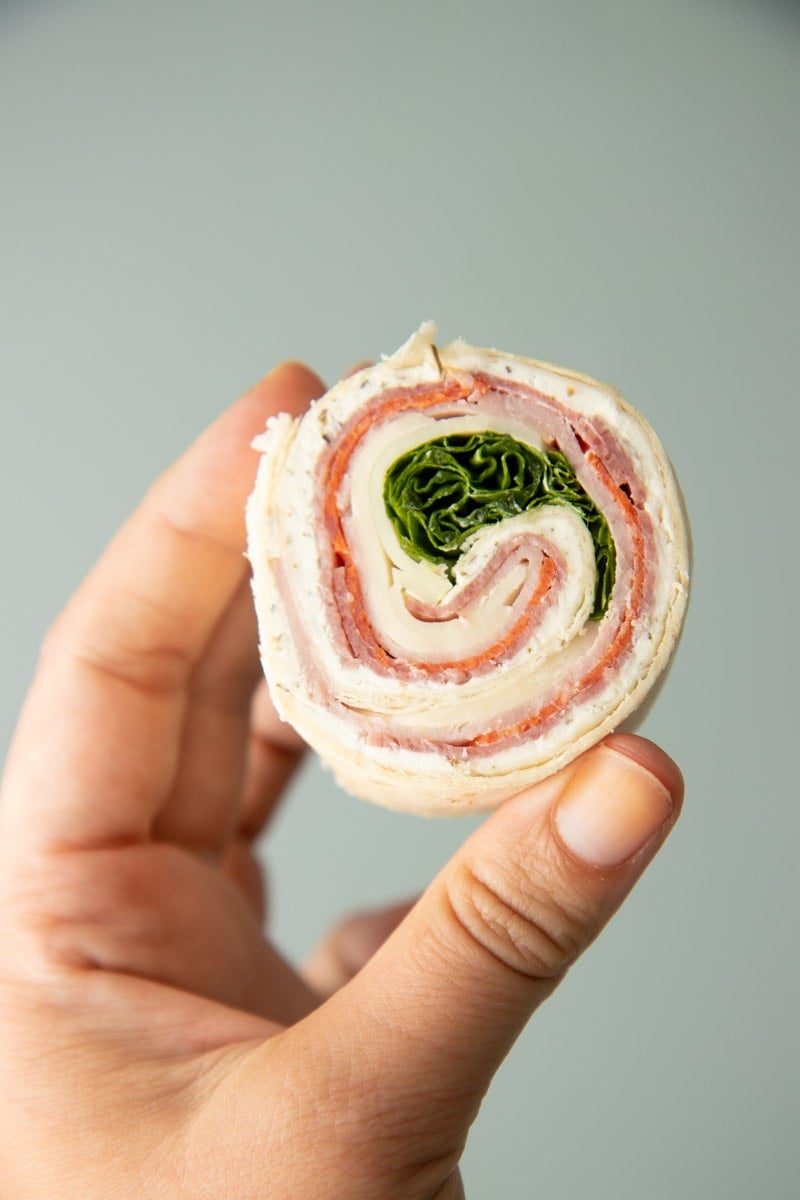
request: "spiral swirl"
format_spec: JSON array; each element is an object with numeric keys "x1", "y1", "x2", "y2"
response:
[{"x1": 247, "y1": 325, "x2": 689, "y2": 814}]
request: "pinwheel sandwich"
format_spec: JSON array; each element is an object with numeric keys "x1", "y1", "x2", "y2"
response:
[{"x1": 246, "y1": 324, "x2": 689, "y2": 815}]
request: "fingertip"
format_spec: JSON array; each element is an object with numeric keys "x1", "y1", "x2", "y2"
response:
[
  {"x1": 268, "y1": 359, "x2": 327, "y2": 391},
  {"x1": 262, "y1": 357, "x2": 326, "y2": 396},
  {"x1": 601, "y1": 733, "x2": 684, "y2": 811},
  {"x1": 548, "y1": 735, "x2": 684, "y2": 872},
  {"x1": 248, "y1": 360, "x2": 327, "y2": 411},
  {"x1": 231, "y1": 362, "x2": 326, "y2": 460}
]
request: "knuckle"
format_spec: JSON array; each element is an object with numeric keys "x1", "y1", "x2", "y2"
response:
[{"x1": 445, "y1": 854, "x2": 590, "y2": 981}]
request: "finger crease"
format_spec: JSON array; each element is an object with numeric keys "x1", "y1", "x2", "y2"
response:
[
  {"x1": 70, "y1": 642, "x2": 191, "y2": 699},
  {"x1": 444, "y1": 866, "x2": 573, "y2": 983},
  {"x1": 151, "y1": 499, "x2": 243, "y2": 565}
]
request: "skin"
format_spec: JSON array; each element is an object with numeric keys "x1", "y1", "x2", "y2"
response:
[{"x1": 0, "y1": 363, "x2": 684, "y2": 1198}]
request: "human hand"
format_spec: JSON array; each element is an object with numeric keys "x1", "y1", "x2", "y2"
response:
[{"x1": 0, "y1": 364, "x2": 683, "y2": 1198}]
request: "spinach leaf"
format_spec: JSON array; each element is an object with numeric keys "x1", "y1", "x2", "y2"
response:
[{"x1": 383, "y1": 433, "x2": 615, "y2": 620}]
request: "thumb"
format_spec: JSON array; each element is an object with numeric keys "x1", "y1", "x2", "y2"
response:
[
  {"x1": 197, "y1": 735, "x2": 681, "y2": 1200},
  {"x1": 311, "y1": 734, "x2": 682, "y2": 1194}
]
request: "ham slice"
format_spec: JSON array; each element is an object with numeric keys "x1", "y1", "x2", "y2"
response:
[{"x1": 246, "y1": 324, "x2": 689, "y2": 815}]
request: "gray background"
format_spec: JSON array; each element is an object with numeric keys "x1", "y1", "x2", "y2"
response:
[{"x1": 1, "y1": 0, "x2": 798, "y2": 1195}]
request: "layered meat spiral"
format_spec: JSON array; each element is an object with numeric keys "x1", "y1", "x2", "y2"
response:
[{"x1": 246, "y1": 325, "x2": 689, "y2": 814}]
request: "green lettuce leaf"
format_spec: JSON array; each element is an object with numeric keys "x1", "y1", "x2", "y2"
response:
[{"x1": 383, "y1": 432, "x2": 616, "y2": 620}]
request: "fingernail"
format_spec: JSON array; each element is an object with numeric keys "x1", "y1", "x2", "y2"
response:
[{"x1": 554, "y1": 745, "x2": 674, "y2": 867}]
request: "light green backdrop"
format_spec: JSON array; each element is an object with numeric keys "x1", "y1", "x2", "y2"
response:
[{"x1": 2, "y1": 1, "x2": 798, "y2": 1195}]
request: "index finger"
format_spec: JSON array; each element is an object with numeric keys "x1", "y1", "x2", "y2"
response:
[{"x1": 0, "y1": 362, "x2": 324, "y2": 854}]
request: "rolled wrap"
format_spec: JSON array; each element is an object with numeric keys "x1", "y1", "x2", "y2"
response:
[{"x1": 246, "y1": 325, "x2": 689, "y2": 815}]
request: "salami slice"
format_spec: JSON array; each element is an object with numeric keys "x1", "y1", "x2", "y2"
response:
[{"x1": 246, "y1": 324, "x2": 689, "y2": 815}]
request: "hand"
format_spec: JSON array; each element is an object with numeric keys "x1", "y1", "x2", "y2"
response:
[{"x1": 0, "y1": 364, "x2": 683, "y2": 1199}]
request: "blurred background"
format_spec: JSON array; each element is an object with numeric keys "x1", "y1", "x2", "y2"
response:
[{"x1": 1, "y1": 0, "x2": 798, "y2": 1195}]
